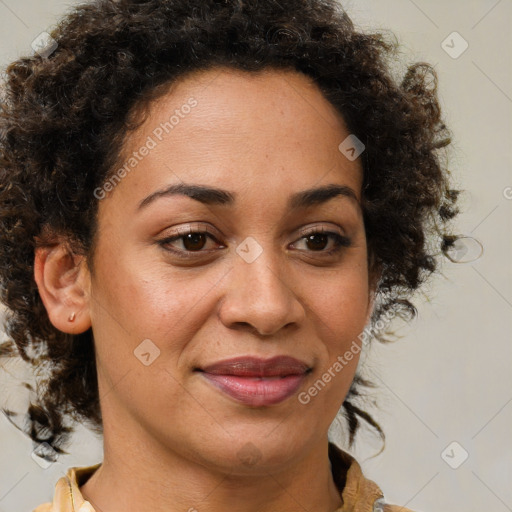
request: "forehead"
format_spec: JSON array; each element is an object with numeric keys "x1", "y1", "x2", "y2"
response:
[{"x1": 103, "y1": 66, "x2": 363, "y2": 210}]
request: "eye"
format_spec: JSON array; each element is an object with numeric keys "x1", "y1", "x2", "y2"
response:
[
  {"x1": 292, "y1": 227, "x2": 352, "y2": 256},
  {"x1": 158, "y1": 227, "x2": 223, "y2": 257},
  {"x1": 157, "y1": 224, "x2": 351, "y2": 259}
]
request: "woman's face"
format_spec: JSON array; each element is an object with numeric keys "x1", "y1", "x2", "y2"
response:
[{"x1": 84, "y1": 67, "x2": 374, "y2": 473}]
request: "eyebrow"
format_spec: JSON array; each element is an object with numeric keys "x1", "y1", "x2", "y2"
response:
[{"x1": 137, "y1": 182, "x2": 360, "y2": 211}]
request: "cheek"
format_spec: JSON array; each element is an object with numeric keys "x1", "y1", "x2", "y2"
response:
[
  {"x1": 310, "y1": 262, "x2": 370, "y2": 334},
  {"x1": 295, "y1": 275, "x2": 367, "y2": 422},
  {"x1": 307, "y1": 266, "x2": 369, "y2": 379},
  {"x1": 89, "y1": 244, "x2": 223, "y2": 377}
]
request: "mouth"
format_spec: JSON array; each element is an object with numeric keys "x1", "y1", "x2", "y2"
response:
[{"x1": 195, "y1": 355, "x2": 312, "y2": 407}]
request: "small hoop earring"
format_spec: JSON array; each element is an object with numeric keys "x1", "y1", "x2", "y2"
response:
[{"x1": 68, "y1": 312, "x2": 76, "y2": 322}]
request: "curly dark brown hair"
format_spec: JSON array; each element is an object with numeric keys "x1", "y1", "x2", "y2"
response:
[{"x1": 0, "y1": 0, "x2": 461, "y2": 460}]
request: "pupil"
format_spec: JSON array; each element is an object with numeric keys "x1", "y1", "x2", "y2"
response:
[
  {"x1": 183, "y1": 233, "x2": 206, "y2": 251},
  {"x1": 307, "y1": 234, "x2": 327, "y2": 251}
]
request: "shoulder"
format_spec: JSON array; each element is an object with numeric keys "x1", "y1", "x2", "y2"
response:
[
  {"x1": 31, "y1": 504, "x2": 52, "y2": 512},
  {"x1": 29, "y1": 463, "x2": 101, "y2": 512},
  {"x1": 382, "y1": 504, "x2": 417, "y2": 512},
  {"x1": 375, "y1": 495, "x2": 417, "y2": 511}
]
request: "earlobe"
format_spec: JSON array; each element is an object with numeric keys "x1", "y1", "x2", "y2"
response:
[{"x1": 34, "y1": 243, "x2": 92, "y2": 335}]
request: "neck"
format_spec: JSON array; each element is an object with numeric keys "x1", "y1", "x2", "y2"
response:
[{"x1": 80, "y1": 420, "x2": 343, "y2": 512}]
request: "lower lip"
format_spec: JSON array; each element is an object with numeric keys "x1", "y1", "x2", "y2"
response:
[{"x1": 199, "y1": 372, "x2": 307, "y2": 407}]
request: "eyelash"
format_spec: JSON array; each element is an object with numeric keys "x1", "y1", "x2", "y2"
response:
[{"x1": 157, "y1": 226, "x2": 351, "y2": 259}]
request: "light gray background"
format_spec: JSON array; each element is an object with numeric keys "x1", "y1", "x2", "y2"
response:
[{"x1": 0, "y1": 1, "x2": 511, "y2": 512}]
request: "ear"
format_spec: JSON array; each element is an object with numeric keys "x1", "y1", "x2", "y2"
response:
[
  {"x1": 365, "y1": 257, "x2": 381, "y2": 326},
  {"x1": 34, "y1": 243, "x2": 92, "y2": 335},
  {"x1": 364, "y1": 287, "x2": 376, "y2": 327}
]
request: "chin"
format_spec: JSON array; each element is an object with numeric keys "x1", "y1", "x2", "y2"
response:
[{"x1": 201, "y1": 432, "x2": 309, "y2": 475}]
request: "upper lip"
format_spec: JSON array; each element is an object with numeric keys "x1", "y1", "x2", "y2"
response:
[{"x1": 198, "y1": 355, "x2": 311, "y2": 377}]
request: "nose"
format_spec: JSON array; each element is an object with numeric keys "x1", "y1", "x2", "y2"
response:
[{"x1": 217, "y1": 247, "x2": 305, "y2": 337}]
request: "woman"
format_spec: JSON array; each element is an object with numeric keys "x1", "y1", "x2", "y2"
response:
[{"x1": 0, "y1": 0, "x2": 461, "y2": 511}]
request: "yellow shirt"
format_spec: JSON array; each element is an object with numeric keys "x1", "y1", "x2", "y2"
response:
[{"x1": 32, "y1": 442, "x2": 415, "y2": 512}]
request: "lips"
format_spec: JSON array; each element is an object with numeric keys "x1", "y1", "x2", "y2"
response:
[
  {"x1": 199, "y1": 355, "x2": 311, "y2": 377},
  {"x1": 196, "y1": 355, "x2": 312, "y2": 407}
]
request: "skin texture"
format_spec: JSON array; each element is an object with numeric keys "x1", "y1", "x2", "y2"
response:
[{"x1": 34, "y1": 67, "x2": 377, "y2": 512}]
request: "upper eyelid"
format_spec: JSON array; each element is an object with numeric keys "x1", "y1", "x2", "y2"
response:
[
  {"x1": 296, "y1": 223, "x2": 344, "y2": 237},
  {"x1": 160, "y1": 222, "x2": 346, "y2": 241}
]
